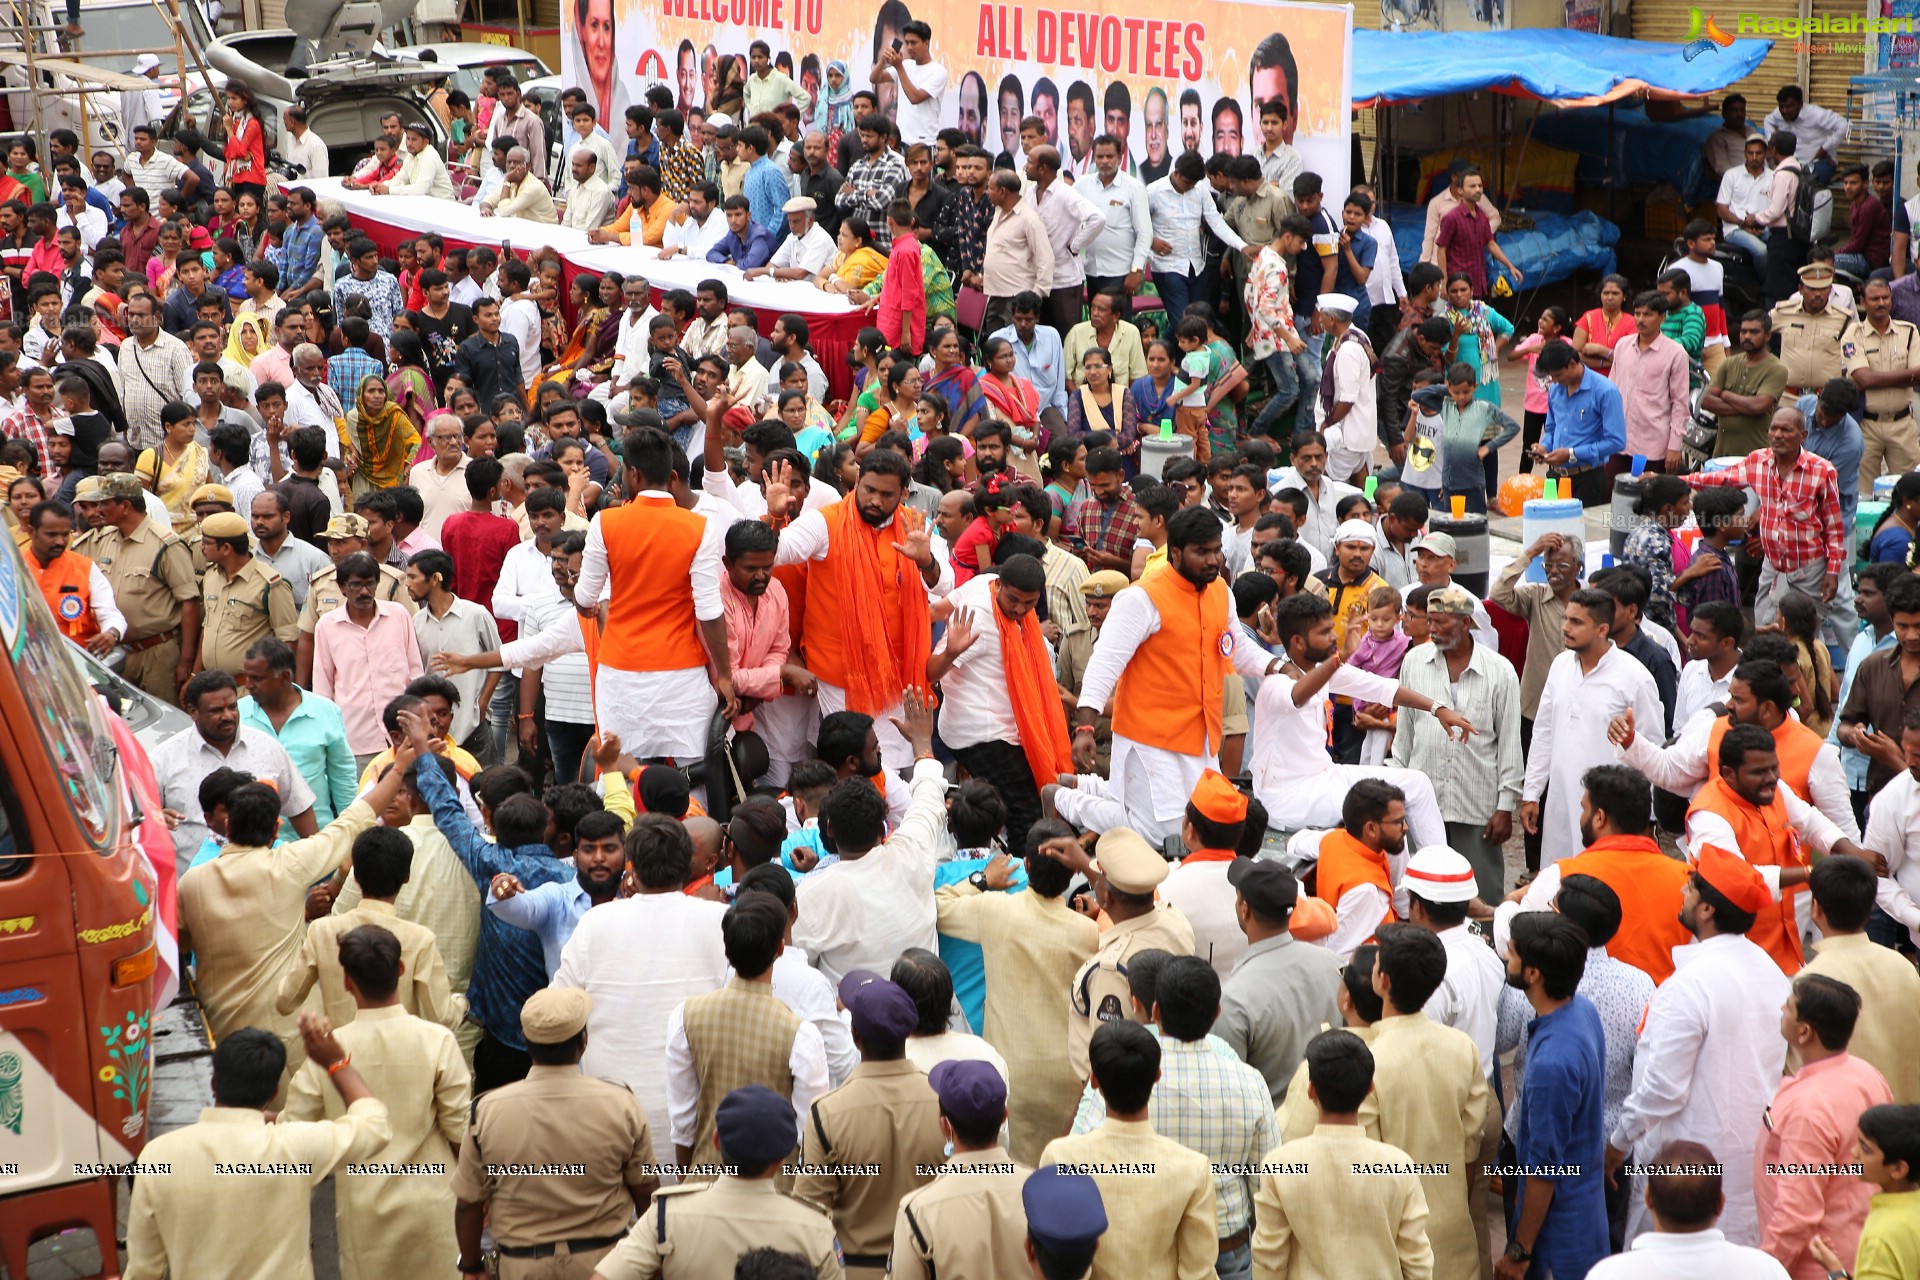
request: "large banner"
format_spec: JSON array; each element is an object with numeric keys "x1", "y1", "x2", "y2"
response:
[{"x1": 563, "y1": 0, "x2": 1353, "y2": 192}]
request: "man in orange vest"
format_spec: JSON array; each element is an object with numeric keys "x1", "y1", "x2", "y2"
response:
[
  {"x1": 1049, "y1": 507, "x2": 1273, "y2": 847},
  {"x1": 1686, "y1": 723, "x2": 1875, "y2": 974},
  {"x1": 1300, "y1": 777, "x2": 1405, "y2": 963},
  {"x1": 771, "y1": 448, "x2": 948, "y2": 770},
  {"x1": 1610, "y1": 658, "x2": 1859, "y2": 841},
  {"x1": 573, "y1": 424, "x2": 736, "y2": 760},
  {"x1": 23, "y1": 496, "x2": 125, "y2": 652},
  {"x1": 1494, "y1": 763, "x2": 1693, "y2": 984}
]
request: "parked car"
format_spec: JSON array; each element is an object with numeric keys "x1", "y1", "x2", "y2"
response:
[
  {"x1": 390, "y1": 41, "x2": 549, "y2": 102},
  {"x1": 66, "y1": 639, "x2": 190, "y2": 755}
]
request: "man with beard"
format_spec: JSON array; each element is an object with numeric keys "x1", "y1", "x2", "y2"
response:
[
  {"x1": 483, "y1": 809, "x2": 627, "y2": 978},
  {"x1": 1606, "y1": 838, "x2": 1791, "y2": 1247},
  {"x1": 932, "y1": 145, "x2": 992, "y2": 296}
]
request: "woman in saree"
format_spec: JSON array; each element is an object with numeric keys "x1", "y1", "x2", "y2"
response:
[
  {"x1": 857, "y1": 360, "x2": 924, "y2": 452},
  {"x1": 345, "y1": 374, "x2": 420, "y2": 498},
  {"x1": 924, "y1": 325, "x2": 987, "y2": 436},
  {"x1": 531, "y1": 272, "x2": 622, "y2": 403},
  {"x1": 814, "y1": 218, "x2": 888, "y2": 294},
  {"x1": 1063, "y1": 346, "x2": 1118, "y2": 437},
  {"x1": 385, "y1": 330, "x2": 437, "y2": 432},
  {"x1": 135, "y1": 402, "x2": 209, "y2": 535},
  {"x1": 977, "y1": 336, "x2": 1041, "y2": 441}
]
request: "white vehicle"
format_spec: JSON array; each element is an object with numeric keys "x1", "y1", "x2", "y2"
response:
[{"x1": 390, "y1": 41, "x2": 549, "y2": 103}]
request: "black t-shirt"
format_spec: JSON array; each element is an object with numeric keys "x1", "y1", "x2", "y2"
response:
[
  {"x1": 66, "y1": 410, "x2": 111, "y2": 472},
  {"x1": 414, "y1": 303, "x2": 474, "y2": 390}
]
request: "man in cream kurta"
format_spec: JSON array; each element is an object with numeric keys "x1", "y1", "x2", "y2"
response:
[
  {"x1": 283, "y1": 1004, "x2": 471, "y2": 1280},
  {"x1": 276, "y1": 898, "x2": 465, "y2": 1032},
  {"x1": 1252, "y1": 1123, "x2": 1435, "y2": 1280}
]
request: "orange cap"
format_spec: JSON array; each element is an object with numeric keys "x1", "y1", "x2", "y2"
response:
[
  {"x1": 1287, "y1": 895, "x2": 1337, "y2": 942},
  {"x1": 1693, "y1": 843, "x2": 1768, "y2": 915},
  {"x1": 1189, "y1": 769, "x2": 1249, "y2": 826}
]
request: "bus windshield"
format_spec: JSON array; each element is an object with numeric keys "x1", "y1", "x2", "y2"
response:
[{"x1": 0, "y1": 542, "x2": 119, "y2": 847}]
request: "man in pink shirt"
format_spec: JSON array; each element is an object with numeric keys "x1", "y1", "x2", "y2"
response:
[
  {"x1": 1755, "y1": 971, "x2": 1894, "y2": 1278},
  {"x1": 249, "y1": 308, "x2": 303, "y2": 389},
  {"x1": 718, "y1": 515, "x2": 798, "y2": 733},
  {"x1": 312, "y1": 552, "x2": 425, "y2": 765},
  {"x1": 1608, "y1": 290, "x2": 1691, "y2": 473}
]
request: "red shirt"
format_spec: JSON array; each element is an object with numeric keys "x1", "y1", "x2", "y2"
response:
[
  {"x1": 951, "y1": 515, "x2": 997, "y2": 584},
  {"x1": 1435, "y1": 201, "x2": 1496, "y2": 297},
  {"x1": 439, "y1": 510, "x2": 523, "y2": 641}
]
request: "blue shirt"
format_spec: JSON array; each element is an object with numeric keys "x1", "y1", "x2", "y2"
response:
[
  {"x1": 742, "y1": 156, "x2": 791, "y2": 234},
  {"x1": 489, "y1": 877, "x2": 594, "y2": 979},
  {"x1": 1832, "y1": 625, "x2": 1896, "y2": 790},
  {"x1": 328, "y1": 346, "x2": 384, "y2": 408},
  {"x1": 933, "y1": 854, "x2": 1029, "y2": 1035},
  {"x1": 239, "y1": 690, "x2": 358, "y2": 829},
  {"x1": 988, "y1": 322, "x2": 1069, "y2": 413},
  {"x1": 706, "y1": 220, "x2": 775, "y2": 269},
  {"x1": 416, "y1": 750, "x2": 573, "y2": 1051},
  {"x1": 280, "y1": 213, "x2": 324, "y2": 291},
  {"x1": 1515, "y1": 995, "x2": 1610, "y2": 1277},
  {"x1": 1331, "y1": 228, "x2": 1378, "y2": 330},
  {"x1": 777, "y1": 823, "x2": 835, "y2": 875},
  {"x1": 1799, "y1": 392, "x2": 1863, "y2": 531},
  {"x1": 1543, "y1": 365, "x2": 1626, "y2": 470}
]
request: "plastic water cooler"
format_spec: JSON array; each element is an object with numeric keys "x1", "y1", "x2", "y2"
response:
[{"x1": 1431, "y1": 512, "x2": 1490, "y2": 596}]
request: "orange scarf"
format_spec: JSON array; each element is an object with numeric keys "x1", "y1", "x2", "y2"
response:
[
  {"x1": 826, "y1": 499, "x2": 931, "y2": 714},
  {"x1": 993, "y1": 587, "x2": 1074, "y2": 789}
]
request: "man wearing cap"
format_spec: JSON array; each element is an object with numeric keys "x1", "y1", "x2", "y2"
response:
[
  {"x1": 1056, "y1": 567, "x2": 1126, "y2": 722},
  {"x1": 591, "y1": 1085, "x2": 844, "y2": 1280},
  {"x1": 375, "y1": 120, "x2": 456, "y2": 199},
  {"x1": 1021, "y1": 1165, "x2": 1108, "y2": 1280},
  {"x1": 1214, "y1": 857, "x2": 1344, "y2": 1104},
  {"x1": 1313, "y1": 294, "x2": 1377, "y2": 485},
  {"x1": 87, "y1": 471, "x2": 201, "y2": 701},
  {"x1": 1606, "y1": 843, "x2": 1794, "y2": 1247},
  {"x1": 23, "y1": 496, "x2": 125, "y2": 653},
  {"x1": 1843, "y1": 274, "x2": 1920, "y2": 487},
  {"x1": 1403, "y1": 845, "x2": 1503, "y2": 1079},
  {"x1": 751, "y1": 196, "x2": 837, "y2": 281},
  {"x1": 1408, "y1": 531, "x2": 1499, "y2": 649},
  {"x1": 1392, "y1": 584, "x2": 1524, "y2": 902},
  {"x1": 452, "y1": 987, "x2": 661, "y2": 1280},
  {"x1": 1160, "y1": 770, "x2": 1258, "y2": 978},
  {"x1": 1771, "y1": 261, "x2": 1857, "y2": 400},
  {"x1": 1040, "y1": 1019, "x2": 1217, "y2": 1279},
  {"x1": 196, "y1": 510, "x2": 297, "y2": 680},
  {"x1": 794, "y1": 972, "x2": 945, "y2": 1278},
  {"x1": 889, "y1": 1060, "x2": 1031, "y2": 1280}
]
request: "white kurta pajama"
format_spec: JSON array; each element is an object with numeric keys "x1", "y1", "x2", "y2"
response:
[{"x1": 1522, "y1": 644, "x2": 1665, "y2": 866}]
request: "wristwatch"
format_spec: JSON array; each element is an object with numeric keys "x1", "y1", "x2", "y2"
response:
[
  {"x1": 1504, "y1": 1239, "x2": 1532, "y2": 1264},
  {"x1": 968, "y1": 870, "x2": 991, "y2": 892}
]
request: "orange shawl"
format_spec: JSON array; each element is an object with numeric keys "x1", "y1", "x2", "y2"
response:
[
  {"x1": 826, "y1": 499, "x2": 932, "y2": 714},
  {"x1": 993, "y1": 587, "x2": 1073, "y2": 788}
]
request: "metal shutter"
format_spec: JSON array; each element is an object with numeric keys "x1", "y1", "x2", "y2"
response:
[
  {"x1": 1632, "y1": 0, "x2": 1806, "y2": 111},
  {"x1": 1807, "y1": 0, "x2": 1873, "y2": 171}
]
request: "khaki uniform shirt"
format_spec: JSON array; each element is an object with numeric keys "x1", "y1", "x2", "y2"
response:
[
  {"x1": 1038, "y1": 1117, "x2": 1218, "y2": 1280},
  {"x1": 124, "y1": 1098, "x2": 392, "y2": 1280},
  {"x1": 282, "y1": 1007, "x2": 471, "y2": 1280},
  {"x1": 449, "y1": 1062, "x2": 659, "y2": 1247},
  {"x1": 1065, "y1": 905, "x2": 1196, "y2": 1082},
  {"x1": 275, "y1": 898, "x2": 465, "y2": 1032},
  {"x1": 80, "y1": 518, "x2": 197, "y2": 642},
  {"x1": 1226, "y1": 183, "x2": 1294, "y2": 254},
  {"x1": 201, "y1": 557, "x2": 297, "y2": 674},
  {"x1": 936, "y1": 884, "x2": 1100, "y2": 1165},
  {"x1": 297, "y1": 561, "x2": 415, "y2": 633},
  {"x1": 793, "y1": 1058, "x2": 945, "y2": 1273},
  {"x1": 1250, "y1": 1125, "x2": 1435, "y2": 1280},
  {"x1": 1840, "y1": 316, "x2": 1920, "y2": 423},
  {"x1": 595, "y1": 1175, "x2": 846, "y2": 1280},
  {"x1": 1771, "y1": 295, "x2": 1858, "y2": 395},
  {"x1": 1796, "y1": 931, "x2": 1920, "y2": 1103},
  {"x1": 1355, "y1": 1012, "x2": 1490, "y2": 1280},
  {"x1": 176, "y1": 799, "x2": 380, "y2": 1051},
  {"x1": 889, "y1": 1146, "x2": 1032, "y2": 1280}
]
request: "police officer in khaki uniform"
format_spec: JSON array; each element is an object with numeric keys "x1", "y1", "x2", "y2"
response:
[
  {"x1": 451, "y1": 989, "x2": 660, "y2": 1280},
  {"x1": 1062, "y1": 827, "x2": 1197, "y2": 1081},
  {"x1": 1020, "y1": 1166, "x2": 1108, "y2": 1280},
  {"x1": 1060, "y1": 570, "x2": 1126, "y2": 775},
  {"x1": 1771, "y1": 261, "x2": 1859, "y2": 399},
  {"x1": 84, "y1": 473, "x2": 201, "y2": 703},
  {"x1": 591, "y1": 1085, "x2": 844, "y2": 1280},
  {"x1": 197, "y1": 511, "x2": 297, "y2": 679},
  {"x1": 295, "y1": 512, "x2": 415, "y2": 683},
  {"x1": 185, "y1": 483, "x2": 237, "y2": 577},
  {"x1": 68, "y1": 475, "x2": 109, "y2": 534},
  {"x1": 793, "y1": 973, "x2": 946, "y2": 1279},
  {"x1": 890, "y1": 1060, "x2": 1032, "y2": 1280},
  {"x1": 1842, "y1": 274, "x2": 1920, "y2": 484}
]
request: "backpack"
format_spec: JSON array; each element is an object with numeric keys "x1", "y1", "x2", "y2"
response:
[{"x1": 1786, "y1": 162, "x2": 1816, "y2": 243}]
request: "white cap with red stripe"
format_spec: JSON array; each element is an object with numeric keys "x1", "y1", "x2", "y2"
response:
[{"x1": 1404, "y1": 845, "x2": 1479, "y2": 904}]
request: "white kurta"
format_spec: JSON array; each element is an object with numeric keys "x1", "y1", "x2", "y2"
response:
[
  {"x1": 1522, "y1": 644, "x2": 1665, "y2": 866},
  {"x1": 1609, "y1": 932, "x2": 1792, "y2": 1248},
  {"x1": 1427, "y1": 922, "x2": 1505, "y2": 1082}
]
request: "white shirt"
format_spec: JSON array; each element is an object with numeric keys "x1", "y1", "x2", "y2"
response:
[
  {"x1": 1623, "y1": 712, "x2": 1858, "y2": 842},
  {"x1": 491, "y1": 535, "x2": 560, "y2": 678},
  {"x1": 1860, "y1": 767, "x2": 1920, "y2": 946},
  {"x1": 1587, "y1": 1229, "x2": 1790, "y2": 1280},
  {"x1": 1674, "y1": 659, "x2": 1732, "y2": 730},
  {"x1": 1268, "y1": 469, "x2": 1361, "y2": 559},
  {"x1": 498, "y1": 296, "x2": 543, "y2": 386},
  {"x1": 575, "y1": 491, "x2": 726, "y2": 652},
  {"x1": 663, "y1": 209, "x2": 727, "y2": 259},
  {"x1": 770, "y1": 504, "x2": 954, "y2": 595},
  {"x1": 283, "y1": 379, "x2": 342, "y2": 454},
  {"x1": 792, "y1": 758, "x2": 949, "y2": 986},
  {"x1": 1684, "y1": 787, "x2": 1848, "y2": 903},
  {"x1": 1364, "y1": 214, "x2": 1405, "y2": 307},
  {"x1": 1762, "y1": 102, "x2": 1850, "y2": 161},
  {"x1": 1426, "y1": 923, "x2": 1504, "y2": 1082},
  {"x1": 387, "y1": 145, "x2": 454, "y2": 199},
  {"x1": 1522, "y1": 645, "x2": 1665, "y2": 866},
  {"x1": 148, "y1": 725, "x2": 317, "y2": 868},
  {"x1": 1028, "y1": 179, "x2": 1107, "y2": 289},
  {"x1": 1160, "y1": 856, "x2": 1246, "y2": 979},
  {"x1": 1146, "y1": 175, "x2": 1246, "y2": 274},
  {"x1": 1286, "y1": 829, "x2": 1394, "y2": 963},
  {"x1": 891, "y1": 58, "x2": 950, "y2": 146},
  {"x1": 1082, "y1": 170, "x2": 1153, "y2": 278},
  {"x1": 282, "y1": 128, "x2": 329, "y2": 181},
  {"x1": 1717, "y1": 165, "x2": 1775, "y2": 235},
  {"x1": 1315, "y1": 342, "x2": 1375, "y2": 480},
  {"x1": 1609, "y1": 932, "x2": 1792, "y2": 1248},
  {"x1": 56, "y1": 203, "x2": 107, "y2": 251},
  {"x1": 562, "y1": 173, "x2": 615, "y2": 230},
  {"x1": 904, "y1": 1030, "x2": 1010, "y2": 1082},
  {"x1": 663, "y1": 981, "x2": 829, "y2": 1149},
  {"x1": 769, "y1": 222, "x2": 836, "y2": 275},
  {"x1": 1643, "y1": 617, "x2": 1685, "y2": 671},
  {"x1": 552, "y1": 892, "x2": 733, "y2": 1165},
  {"x1": 932, "y1": 575, "x2": 1020, "y2": 750},
  {"x1": 124, "y1": 148, "x2": 186, "y2": 200},
  {"x1": 606, "y1": 305, "x2": 659, "y2": 386},
  {"x1": 1248, "y1": 664, "x2": 1400, "y2": 817},
  {"x1": 773, "y1": 945, "x2": 859, "y2": 1087}
]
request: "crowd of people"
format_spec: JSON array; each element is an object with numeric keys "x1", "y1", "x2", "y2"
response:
[{"x1": 8, "y1": 33, "x2": 1920, "y2": 1280}]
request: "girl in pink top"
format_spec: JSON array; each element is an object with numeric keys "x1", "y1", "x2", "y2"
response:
[
  {"x1": 873, "y1": 202, "x2": 927, "y2": 355},
  {"x1": 1504, "y1": 304, "x2": 1571, "y2": 474}
]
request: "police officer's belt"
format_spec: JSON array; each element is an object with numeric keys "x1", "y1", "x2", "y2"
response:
[
  {"x1": 495, "y1": 1234, "x2": 625, "y2": 1258},
  {"x1": 125, "y1": 627, "x2": 181, "y2": 652},
  {"x1": 844, "y1": 1254, "x2": 890, "y2": 1268},
  {"x1": 1866, "y1": 408, "x2": 1914, "y2": 422}
]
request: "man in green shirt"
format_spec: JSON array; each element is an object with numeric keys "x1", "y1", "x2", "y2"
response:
[
  {"x1": 1700, "y1": 311, "x2": 1789, "y2": 456},
  {"x1": 1657, "y1": 268, "x2": 1706, "y2": 360}
]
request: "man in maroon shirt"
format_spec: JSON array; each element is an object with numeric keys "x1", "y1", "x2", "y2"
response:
[
  {"x1": 117, "y1": 187, "x2": 160, "y2": 277},
  {"x1": 1433, "y1": 166, "x2": 1522, "y2": 298},
  {"x1": 1836, "y1": 162, "x2": 1891, "y2": 278},
  {"x1": 436, "y1": 454, "x2": 523, "y2": 642}
]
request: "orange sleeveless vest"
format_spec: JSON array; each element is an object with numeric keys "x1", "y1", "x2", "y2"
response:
[
  {"x1": 1687, "y1": 775, "x2": 1806, "y2": 974},
  {"x1": 1558, "y1": 836, "x2": 1693, "y2": 984},
  {"x1": 799, "y1": 501, "x2": 925, "y2": 691},
  {"x1": 1706, "y1": 713, "x2": 1824, "y2": 804},
  {"x1": 30, "y1": 547, "x2": 100, "y2": 643},
  {"x1": 596, "y1": 495, "x2": 708, "y2": 673},
  {"x1": 1109, "y1": 566, "x2": 1233, "y2": 756},
  {"x1": 1313, "y1": 829, "x2": 1396, "y2": 931}
]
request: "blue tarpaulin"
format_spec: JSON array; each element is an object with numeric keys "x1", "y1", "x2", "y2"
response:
[
  {"x1": 1384, "y1": 204, "x2": 1619, "y2": 292},
  {"x1": 1352, "y1": 29, "x2": 1773, "y2": 108}
]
